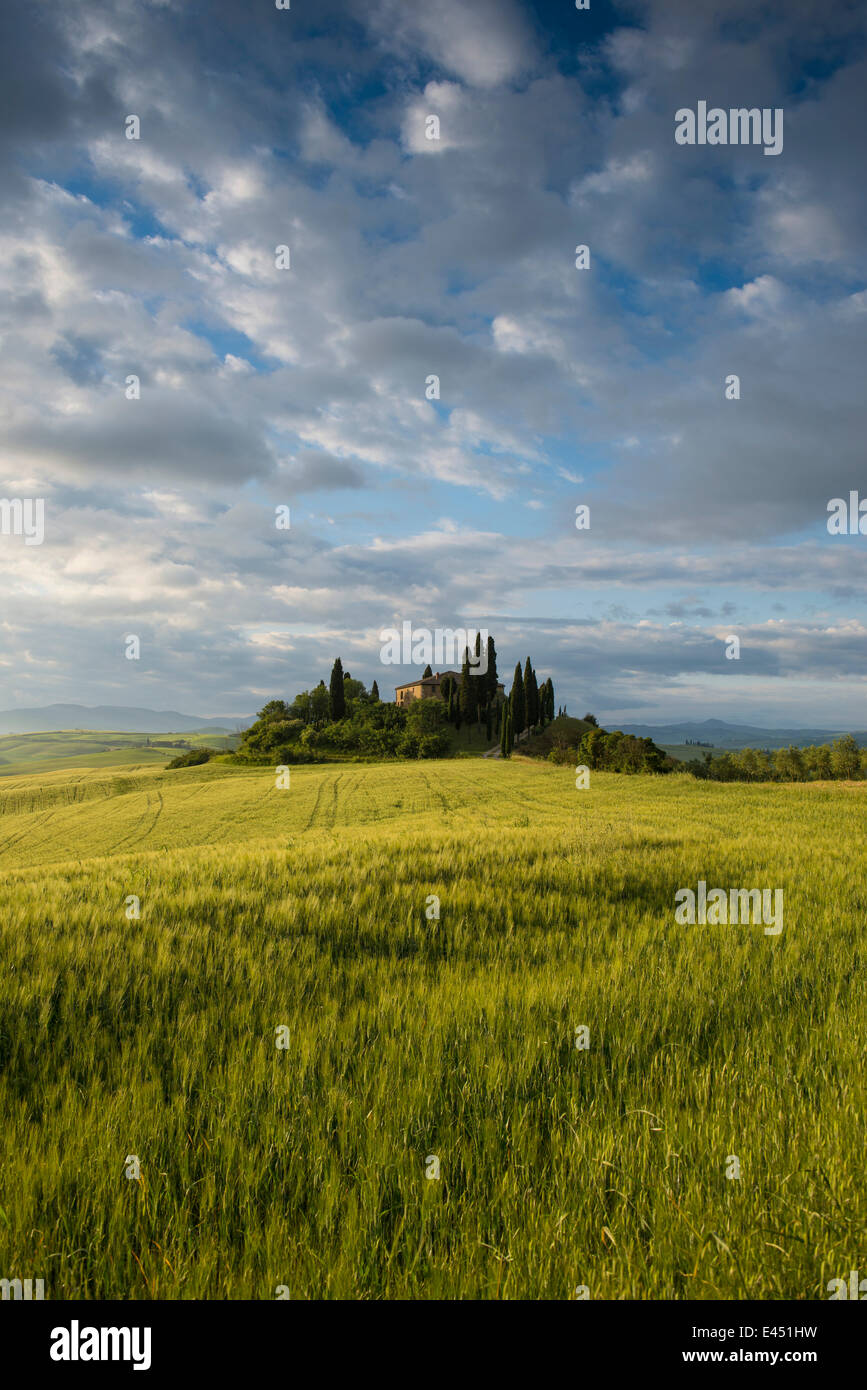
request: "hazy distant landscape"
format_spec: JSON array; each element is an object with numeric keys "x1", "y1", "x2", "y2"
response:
[
  {"x1": 2, "y1": 709, "x2": 864, "y2": 781},
  {"x1": 0, "y1": 728, "x2": 241, "y2": 779},
  {"x1": 0, "y1": 705, "x2": 252, "y2": 737}
]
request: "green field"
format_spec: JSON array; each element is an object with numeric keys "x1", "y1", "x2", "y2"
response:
[
  {"x1": 659, "y1": 744, "x2": 729, "y2": 762},
  {"x1": 0, "y1": 729, "x2": 239, "y2": 779},
  {"x1": 0, "y1": 760, "x2": 863, "y2": 1299}
]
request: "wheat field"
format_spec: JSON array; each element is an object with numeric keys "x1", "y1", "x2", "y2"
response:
[{"x1": 0, "y1": 760, "x2": 863, "y2": 1299}]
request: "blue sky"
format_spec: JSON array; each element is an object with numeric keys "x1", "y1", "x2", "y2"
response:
[{"x1": 0, "y1": 0, "x2": 865, "y2": 725}]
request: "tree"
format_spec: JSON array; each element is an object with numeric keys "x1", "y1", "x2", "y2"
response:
[
  {"x1": 544, "y1": 678, "x2": 555, "y2": 722},
  {"x1": 579, "y1": 726, "x2": 607, "y2": 769},
  {"x1": 370, "y1": 680, "x2": 380, "y2": 702},
  {"x1": 584, "y1": 712, "x2": 598, "y2": 727},
  {"x1": 459, "y1": 647, "x2": 478, "y2": 726},
  {"x1": 811, "y1": 744, "x2": 832, "y2": 779},
  {"x1": 485, "y1": 703, "x2": 493, "y2": 742},
  {"x1": 422, "y1": 664, "x2": 433, "y2": 679},
  {"x1": 258, "y1": 699, "x2": 293, "y2": 724},
  {"x1": 524, "y1": 658, "x2": 539, "y2": 730},
  {"x1": 773, "y1": 746, "x2": 804, "y2": 782},
  {"x1": 342, "y1": 676, "x2": 366, "y2": 712},
  {"x1": 510, "y1": 662, "x2": 525, "y2": 739},
  {"x1": 500, "y1": 701, "x2": 511, "y2": 758},
  {"x1": 831, "y1": 733, "x2": 860, "y2": 780},
  {"x1": 485, "y1": 635, "x2": 498, "y2": 709},
  {"x1": 329, "y1": 659, "x2": 345, "y2": 720},
  {"x1": 311, "y1": 681, "x2": 330, "y2": 724}
]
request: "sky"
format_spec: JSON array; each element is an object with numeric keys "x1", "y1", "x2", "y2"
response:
[{"x1": 0, "y1": 0, "x2": 865, "y2": 726}]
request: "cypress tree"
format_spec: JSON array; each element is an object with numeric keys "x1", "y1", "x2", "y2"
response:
[
  {"x1": 510, "y1": 662, "x2": 525, "y2": 740},
  {"x1": 537, "y1": 677, "x2": 547, "y2": 725},
  {"x1": 371, "y1": 679, "x2": 380, "y2": 702},
  {"x1": 329, "y1": 657, "x2": 345, "y2": 719},
  {"x1": 524, "y1": 658, "x2": 539, "y2": 730},
  {"x1": 459, "y1": 647, "x2": 477, "y2": 726},
  {"x1": 485, "y1": 703, "x2": 493, "y2": 742},
  {"x1": 422, "y1": 664, "x2": 433, "y2": 678},
  {"x1": 485, "y1": 635, "x2": 498, "y2": 708}
]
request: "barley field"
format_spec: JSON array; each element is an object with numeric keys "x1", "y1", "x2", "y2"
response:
[{"x1": 0, "y1": 759, "x2": 863, "y2": 1299}]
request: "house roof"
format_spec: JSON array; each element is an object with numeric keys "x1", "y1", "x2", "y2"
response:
[
  {"x1": 394, "y1": 674, "x2": 443, "y2": 692},
  {"x1": 393, "y1": 669, "x2": 501, "y2": 692}
]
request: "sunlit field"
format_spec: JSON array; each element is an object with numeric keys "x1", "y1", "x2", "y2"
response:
[
  {"x1": 0, "y1": 729, "x2": 238, "y2": 780},
  {"x1": 0, "y1": 760, "x2": 863, "y2": 1299}
]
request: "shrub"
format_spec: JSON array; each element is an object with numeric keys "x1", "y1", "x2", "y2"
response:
[{"x1": 166, "y1": 748, "x2": 216, "y2": 769}]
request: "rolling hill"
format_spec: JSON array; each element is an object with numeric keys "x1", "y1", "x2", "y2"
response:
[{"x1": 0, "y1": 704, "x2": 253, "y2": 735}]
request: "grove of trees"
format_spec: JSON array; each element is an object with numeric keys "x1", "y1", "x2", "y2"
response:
[{"x1": 685, "y1": 735, "x2": 866, "y2": 781}]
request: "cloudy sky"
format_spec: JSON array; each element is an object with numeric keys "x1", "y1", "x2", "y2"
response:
[{"x1": 1, "y1": 0, "x2": 865, "y2": 725}]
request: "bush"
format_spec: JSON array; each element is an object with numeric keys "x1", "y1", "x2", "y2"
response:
[{"x1": 166, "y1": 748, "x2": 216, "y2": 769}]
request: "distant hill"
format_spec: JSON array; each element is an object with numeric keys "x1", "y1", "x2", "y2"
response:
[
  {"x1": 614, "y1": 718, "x2": 866, "y2": 750},
  {"x1": 0, "y1": 705, "x2": 253, "y2": 735}
]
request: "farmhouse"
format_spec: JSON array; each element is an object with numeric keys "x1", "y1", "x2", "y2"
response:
[{"x1": 394, "y1": 670, "x2": 504, "y2": 706}]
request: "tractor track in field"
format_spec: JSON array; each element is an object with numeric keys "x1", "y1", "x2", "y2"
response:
[
  {"x1": 105, "y1": 791, "x2": 165, "y2": 855},
  {"x1": 326, "y1": 772, "x2": 344, "y2": 827},
  {"x1": 304, "y1": 774, "x2": 327, "y2": 831},
  {"x1": 0, "y1": 807, "x2": 56, "y2": 857},
  {"x1": 418, "y1": 767, "x2": 449, "y2": 815},
  {"x1": 446, "y1": 765, "x2": 557, "y2": 820}
]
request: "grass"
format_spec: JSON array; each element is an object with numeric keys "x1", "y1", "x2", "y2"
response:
[
  {"x1": 0, "y1": 729, "x2": 239, "y2": 779},
  {"x1": 659, "y1": 744, "x2": 730, "y2": 762},
  {"x1": 0, "y1": 760, "x2": 863, "y2": 1299}
]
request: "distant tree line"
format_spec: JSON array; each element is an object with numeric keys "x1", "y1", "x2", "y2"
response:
[{"x1": 685, "y1": 735, "x2": 865, "y2": 781}]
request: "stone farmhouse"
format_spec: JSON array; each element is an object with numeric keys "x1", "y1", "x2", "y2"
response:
[{"x1": 394, "y1": 670, "x2": 505, "y2": 707}]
